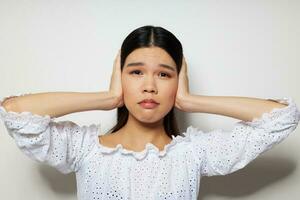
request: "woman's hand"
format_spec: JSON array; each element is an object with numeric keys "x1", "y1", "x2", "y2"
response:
[
  {"x1": 109, "y1": 49, "x2": 124, "y2": 108},
  {"x1": 175, "y1": 55, "x2": 190, "y2": 111}
]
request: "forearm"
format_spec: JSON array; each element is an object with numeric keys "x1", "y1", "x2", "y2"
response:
[
  {"x1": 181, "y1": 95, "x2": 288, "y2": 122},
  {"x1": 1, "y1": 91, "x2": 118, "y2": 118}
]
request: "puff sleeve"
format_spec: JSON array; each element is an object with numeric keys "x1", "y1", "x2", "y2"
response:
[
  {"x1": 186, "y1": 97, "x2": 300, "y2": 177},
  {"x1": 0, "y1": 94, "x2": 100, "y2": 174}
]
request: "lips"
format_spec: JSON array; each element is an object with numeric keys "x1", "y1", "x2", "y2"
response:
[
  {"x1": 138, "y1": 98, "x2": 159, "y2": 109},
  {"x1": 139, "y1": 102, "x2": 159, "y2": 109},
  {"x1": 139, "y1": 99, "x2": 159, "y2": 104}
]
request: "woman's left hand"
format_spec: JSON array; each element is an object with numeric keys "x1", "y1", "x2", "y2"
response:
[{"x1": 175, "y1": 55, "x2": 190, "y2": 111}]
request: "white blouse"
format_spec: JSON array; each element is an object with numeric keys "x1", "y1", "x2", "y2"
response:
[{"x1": 0, "y1": 94, "x2": 300, "y2": 200}]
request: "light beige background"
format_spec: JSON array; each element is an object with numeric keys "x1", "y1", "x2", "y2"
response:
[{"x1": 0, "y1": 0, "x2": 299, "y2": 199}]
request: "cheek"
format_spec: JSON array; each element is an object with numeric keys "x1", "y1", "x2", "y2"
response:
[
  {"x1": 121, "y1": 78, "x2": 138, "y2": 102},
  {"x1": 163, "y1": 82, "x2": 178, "y2": 98}
]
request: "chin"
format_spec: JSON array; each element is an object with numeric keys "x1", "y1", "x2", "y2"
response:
[
  {"x1": 140, "y1": 118, "x2": 162, "y2": 124},
  {"x1": 130, "y1": 112, "x2": 163, "y2": 124}
]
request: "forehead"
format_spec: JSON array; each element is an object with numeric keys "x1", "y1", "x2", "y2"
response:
[{"x1": 125, "y1": 47, "x2": 176, "y2": 67}]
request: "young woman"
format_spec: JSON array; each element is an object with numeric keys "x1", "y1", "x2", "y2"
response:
[{"x1": 1, "y1": 25, "x2": 299, "y2": 200}]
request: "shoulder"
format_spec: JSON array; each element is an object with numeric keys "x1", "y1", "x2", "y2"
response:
[{"x1": 98, "y1": 132, "x2": 119, "y2": 148}]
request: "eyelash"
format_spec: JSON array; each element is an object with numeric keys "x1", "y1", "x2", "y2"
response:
[{"x1": 129, "y1": 70, "x2": 171, "y2": 78}]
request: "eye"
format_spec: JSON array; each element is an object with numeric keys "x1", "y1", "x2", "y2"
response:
[
  {"x1": 129, "y1": 70, "x2": 171, "y2": 78},
  {"x1": 129, "y1": 70, "x2": 142, "y2": 75},
  {"x1": 159, "y1": 72, "x2": 171, "y2": 78}
]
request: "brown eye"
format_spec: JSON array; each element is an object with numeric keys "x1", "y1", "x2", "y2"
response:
[
  {"x1": 130, "y1": 70, "x2": 142, "y2": 75},
  {"x1": 159, "y1": 72, "x2": 170, "y2": 78}
]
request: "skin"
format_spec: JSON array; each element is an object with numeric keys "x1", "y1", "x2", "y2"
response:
[
  {"x1": 102, "y1": 47, "x2": 288, "y2": 152},
  {"x1": 103, "y1": 46, "x2": 189, "y2": 151}
]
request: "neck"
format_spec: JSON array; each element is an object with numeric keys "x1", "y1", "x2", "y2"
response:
[{"x1": 116, "y1": 113, "x2": 170, "y2": 147}]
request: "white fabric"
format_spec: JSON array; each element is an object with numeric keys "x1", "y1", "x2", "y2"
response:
[{"x1": 1, "y1": 94, "x2": 299, "y2": 200}]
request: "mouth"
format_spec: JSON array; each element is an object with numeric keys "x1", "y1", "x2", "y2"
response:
[
  {"x1": 139, "y1": 102, "x2": 159, "y2": 109},
  {"x1": 138, "y1": 98, "x2": 159, "y2": 109},
  {"x1": 138, "y1": 98, "x2": 159, "y2": 104}
]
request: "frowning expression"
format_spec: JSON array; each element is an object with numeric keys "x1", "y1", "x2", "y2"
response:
[{"x1": 122, "y1": 47, "x2": 178, "y2": 123}]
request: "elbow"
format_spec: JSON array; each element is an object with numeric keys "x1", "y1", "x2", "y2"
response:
[{"x1": 1, "y1": 97, "x2": 19, "y2": 112}]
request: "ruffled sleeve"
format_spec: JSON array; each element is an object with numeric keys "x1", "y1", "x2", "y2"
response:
[
  {"x1": 186, "y1": 97, "x2": 300, "y2": 177},
  {"x1": 0, "y1": 94, "x2": 100, "y2": 174}
]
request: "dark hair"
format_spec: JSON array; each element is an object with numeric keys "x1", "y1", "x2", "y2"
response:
[{"x1": 107, "y1": 25, "x2": 183, "y2": 139}]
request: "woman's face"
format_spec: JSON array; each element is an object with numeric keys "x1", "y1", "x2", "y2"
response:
[{"x1": 122, "y1": 47, "x2": 178, "y2": 124}]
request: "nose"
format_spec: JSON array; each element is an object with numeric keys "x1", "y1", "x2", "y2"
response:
[{"x1": 143, "y1": 76, "x2": 158, "y2": 94}]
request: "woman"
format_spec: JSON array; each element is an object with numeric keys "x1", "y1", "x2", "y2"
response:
[{"x1": 1, "y1": 25, "x2": 300, "y2": 200}]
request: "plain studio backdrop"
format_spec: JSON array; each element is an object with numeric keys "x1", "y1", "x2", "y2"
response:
[{"x1": 0, "y1": 0, "x2": 299, "y2": 199}]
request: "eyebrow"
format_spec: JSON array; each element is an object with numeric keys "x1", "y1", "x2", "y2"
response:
[{"x1": 126, "y1": 62, "x2": 176, "y2": 72}]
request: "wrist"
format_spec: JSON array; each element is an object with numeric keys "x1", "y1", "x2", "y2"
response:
[
  {"x1": 176, "y1": 94, "x2": 192, "y2": 112},
  {"x1": 180, "y1": 94, "x2": 207, "y2": 113},
  {"x1": 108, "y1": 92, "x2": 123, "y2": 109}
]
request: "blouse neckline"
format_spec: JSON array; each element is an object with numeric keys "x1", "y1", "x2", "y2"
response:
[{"x1": 94, "y1": 125, "x2": 194, "y2": 161}]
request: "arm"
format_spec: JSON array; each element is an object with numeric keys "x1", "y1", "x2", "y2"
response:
[
  {"x1": 0, "y1": 91, "x2": 119, "y2": 174},
  {"x1": 2, "y1": 91, "x2": 119, "y2": 118},
  {"x1": 175, "y1": 56, "x2": 287, "y2": 121},
  {"x1": 175, "y1": 56, "x2": 300, "y2": 177},
  {"x1": 0, "y1": 50, "x2": 124, "y2": 174},
  {"x1": 179, "y1": 95, "x2": 287, "y2": 121},
  {"x1": 2, "y1": 50, "x2": 123, "y2": 118},
  {"x1": 0, "y1": 92, "x2": 114, "y2": 174},
  {"x1": 179, "y1": 96, "x2": 300, "y2": 177}
]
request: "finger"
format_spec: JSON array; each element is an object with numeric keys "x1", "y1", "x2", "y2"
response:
[
  {"x1": 184, "y1": 56, "x2": 188, "y2": 73},
  {"x1": 117, "y1": 49, "x2": 121, "y2": 58},
  {"x1": 114, "y1": 50, "x2": 122, "y2": 73},
  {"x1": 180, "y1": 56, "x2": 187, "y2": 75},
  {"x1": 113, "y1": 50, "x2": 121, "y2": 66}
]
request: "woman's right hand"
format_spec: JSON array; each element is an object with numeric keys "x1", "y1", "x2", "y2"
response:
[{"x1": 109, "y1": 49, "x2": 124, "y2": 108}]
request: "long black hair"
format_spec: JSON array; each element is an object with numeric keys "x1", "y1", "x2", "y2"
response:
[{"x1": 107, "y1": 25, "x2": 183, "y2": 139}]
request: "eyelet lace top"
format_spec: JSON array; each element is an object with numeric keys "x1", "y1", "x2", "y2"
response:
[
  {"x1": 1, "y1": 93, "x2": 300, "y2": 200},
  {"x1": 96, "y1": 128, "x2": 192, "y2": 161}
]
